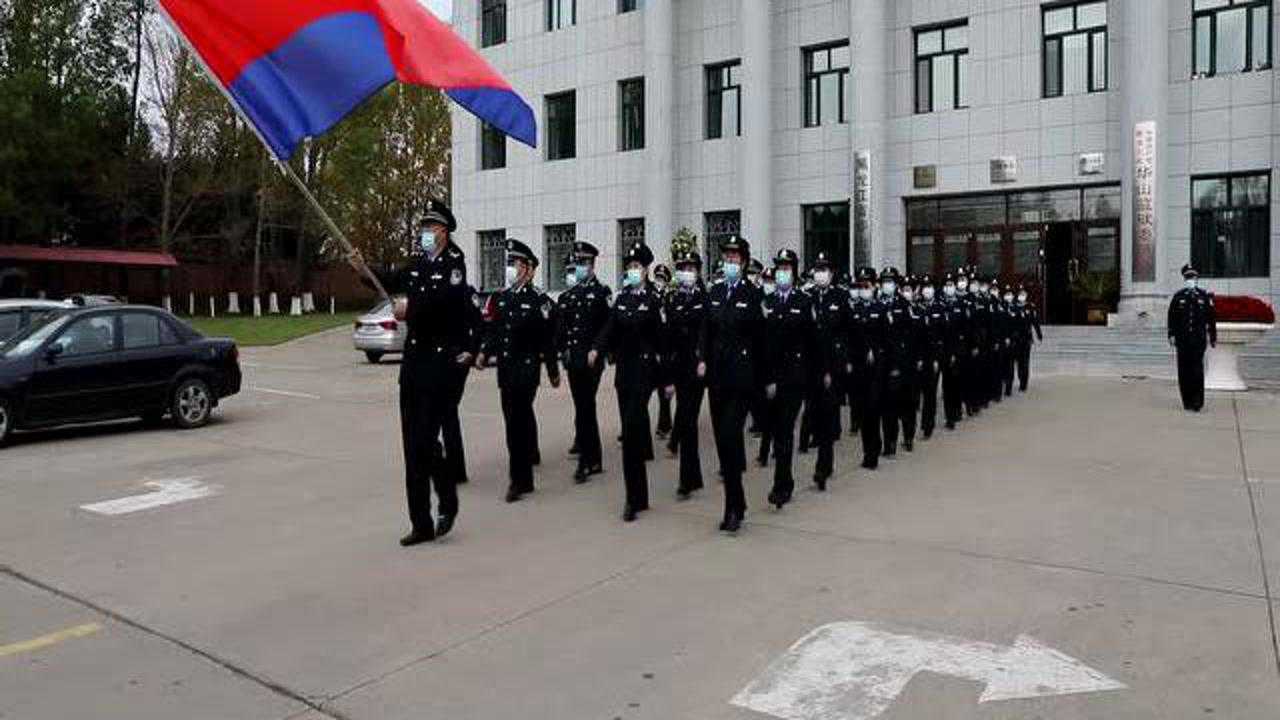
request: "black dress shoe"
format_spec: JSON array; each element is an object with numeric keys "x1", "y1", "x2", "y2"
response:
[
  {"x1": 861, "y1": 458, "x2": 878, "y2": 470},
  {"x1": 456, "y1": 476, "x2": 470, "y2": 485},
  {"x1": 756, "y1": 456, "x2": 769, "y2": 468},
  {"x1": 435, "y1": 515, "x2": 456, "y2": 539},
  {"x1": 399, "y1": 525, "x2": 436, "y2": 547},
  {"x1": 767, "y1": 490, "x2": 790, "y2": 509},
  {"x1": 945, "y1": 421, "x2": 956, "y2": 430},
  {"x1": 568, "y1": 444, "x2": 580, "y2": 457},
  {"x1": 922, "y1": 430, "x2": 933, "y2": 440},
  {"x1": 531, "y1": 453, "x2": 541, "y2": 467},
  {"x1": 722, "y1": 511, "x2": 743, "y2": 533},
  {"x1": 574, "y1": 464, "x2": 603, "y2": 484},
  {"x1": 903, "y1": 440, "x2": 914, "y2": 453},
  {"x1": 884, "y1": 444, "x2": 896, "y2": 458},
  {"x1": 622, "y1": 506, "x2": 639, "y2": 522},
  {"x1": 505, "y1": 488, "x2": 524, "y2": 503},
  {"x1": 813, "y1": 473, "x2": 829, "y2": 492}
]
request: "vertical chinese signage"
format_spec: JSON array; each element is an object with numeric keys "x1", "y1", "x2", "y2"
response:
[
  {"x1": 853, "y1": 151, "x2": 872, "y2": 269},
  {"x1": 1132, "y1": 122, "x2": 1157, "y2": 282}
]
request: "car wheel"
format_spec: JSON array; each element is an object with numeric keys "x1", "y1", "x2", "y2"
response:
[
  {"x1": 171, "y1": 378, "x2": 213, "y2": 429},
  {"x1": 0, "y1": 397, "x2": 11, "y2": 447},
  {"x1": 365, "y1": 351, "x2": 384, "y2": 364}
]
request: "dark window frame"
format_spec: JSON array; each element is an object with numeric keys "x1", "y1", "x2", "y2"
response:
[
  {"x1": 546, "y1": 0, "x2": 577, "y2": 32},
  {"x1": 803, "y1": 41, "x2": 851, "y2": 128},
  {"x1": 619, "y1": 0, "x2": 641, "y2": 13},
  {"x1": 705, "y1": 60, "x2": 743, "y2": 140},
  {"x1": 478, "y1": 229, "x2": 508, "y2": 292},
  {"x1": 480, "y1": 122, "x2": 507, "y2": 170},
  {"x1": 1192, "y1": 0, "x2": 1273, "y2": 77},
  {"x1": 617, "y1": 218, "x2": 646, "y2": 283},
  {"x1": 618, "y1": 77, "x2": 646, "y2": 152},
  {"x1": 802, "y1": 202, "x2": 852, "y2": 275},
  {"x1": 703, "y1": 210, "x2": 741, "y2": 275},
  {"x1": 914, "y1": 19, "x2": 970, "y2": 114},
  {"x1": 481, "y1": 0, "x2": 507, "y2": 48},
  {"x1": 1190, "y1": 170, "x2": 1272, "y2": 278},
  {"x1": 545, "y1": 90, "x2": 577, "y2": 161},
  {"x1": 1042, "y1": 1, "x2": 1109, "y2": 98}
]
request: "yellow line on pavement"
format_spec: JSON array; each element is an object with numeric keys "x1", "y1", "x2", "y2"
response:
[{"x1": 0, "y1": 623, "x2": 102, "y2": 658}]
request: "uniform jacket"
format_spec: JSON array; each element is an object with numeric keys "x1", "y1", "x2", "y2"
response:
[
  {"x1": 699, "y1": 279, "x2": 767, "y2": 392},
  {"x1": 762, "y1": 287, "x2": 820, "y2": 389},
  {"x1": 809, "y1": 285, "x2": 852, "y2": 378},
  {"x1": 1167, "y1": 288, "x2": 1218, "y2": 349},
  {"x1": 555, "y1": 275, "x2": 612, "y2": 371},
  {"x1": 1009, "y1": 304, "x2": 1043, "y2": 347},
  {"x1": 382, "y1": 242, "x2": 480, "y2": 376},
  {"x1": 594, "y1": 285, "x2": 670, "y2": 390},
  {"x1": 875, "y1": 295, "x2": 918, "y2": 373},
  {"x1": 481, "y1": 284, "x2": 561, "y2": 389},
  {"x1": 663, "y1": 284, "x2": 708, "y2": 384},
  {"x1": 918, "y1": 299, "x2": 951, "y2": 366}
]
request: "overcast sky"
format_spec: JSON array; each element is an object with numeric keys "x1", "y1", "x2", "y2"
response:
[{"x1": 425, "y1": 0, "x2": 453, "y2": 20}]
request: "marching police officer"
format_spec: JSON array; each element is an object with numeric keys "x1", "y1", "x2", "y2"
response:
[
  {"x1": 875, "y1": 268, "x2": 917, "y2": 456},
  {"x1": 665, "y1": 250, "x2": 708, "y2": 499},
  {"x1": 915, "y1": 275, "x2": 948, "y2": 440},
  {"x1": 808, "y1": 252, "x2": 850, "y2": 489},
  {"x1": 477, "y1": 239, "x2": 562, "y2": 503},
  {"x1": 998, "y1": 284, "x2": 1018, "y2": 397},
  {"x1": 359, "y1": 199, "x2": 479, "y2": 547},
  {"x1": 699, "y1": 235, "x2": 766, "y2": 533},
  {"x1": 757, "y1": 266, "x2": 777, "y2": 468},
  {"x1": 959, "y1": 269, "x2": 988, "y2": 417},
  {"x1": 590, "y1": 243, "x2": 673, "y2": 522},
  {"x1": 851, "y1": 266, "x2": 884, "y2": 469},
  {"x1": 746, "y1": 257, "x2": 768, "y2": 436},
  {"x1": 1168, "y1": 264, "x2": 1217, "y2": 412},
  {"x1": 555, "y1": 241, "x2": 612, "y2": 482},
  {"x1": 939, "y1": 273, "x2": 969, "y2": 430},
  {"x1": 1011, "y1": 285, "x2": 1043, "y2": 392},
  {"x1": 652, "y1": 263, "x2": 675, "y2": 440},
  {"x1": 761, "y1": 249, "x2": 821, "y2": 508}
]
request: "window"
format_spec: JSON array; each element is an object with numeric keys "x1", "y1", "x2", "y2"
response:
[
  {"x1": 544, "y1": 224, "x2": 576, "y2": 291},
  {"x1": 1191, "y1": 172, "x2": 1271, "y2": 277},
  {"x1": 915, "y1": 21, "x2": 969, "y2": 113},
  {"x1": 479, "y1": 230, "x2": 507, "y2": 291},
  {"x1": 705, "y1": 61, "x2": 742, "y2": 139},
  {"x1": 804, "y1": 42, "x2": 851, "y2": 127},
  {"x1": 0, "y1": 311, "x2": 21, "y2": 339},
  {"x1": 481, "y1": 0, "x2": 506, "y2": 47},
  {"x1": 546, "y1": 91, "x2": 576, "y2": 161},
  {"x1": 619, "y1": 0, "x2": 642, "y2": 12},
  {"x1": 703, "y1": 211, "x2": 741, "y2": 274},
  {"x1": 480, "y1": 122, "x2": 506, "y2": 170},
  {"x1": 1193, "y1": 0, "x2": 1272, "y2": 77},
  {"x1": 121, "y1": 313, "x2": 177, "y2": 349},
  {"x1": 618, "y1": 218, "x2": 645, "y2": 282},
  {"x1": 618, "y1": 78, "x2": 645, "y2": 151},
  {"x1": 803, "y1": 203, "x2": 851, "y2": 274},
  {"x1": 54, "y1": 315, "x2": 116, "y2": 357},
  {"x1": 546, "y1": 0, "x2": 576, "y2": 31},
  {"x1": 1043, "y1": 1, "x2": 1108, "y2": 97}
]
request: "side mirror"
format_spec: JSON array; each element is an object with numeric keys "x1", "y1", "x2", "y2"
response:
[{"x1": 44, "y1": 343, "x2": 65, "y2": 362}]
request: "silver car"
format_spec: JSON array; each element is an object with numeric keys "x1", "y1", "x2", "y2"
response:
[
  {"x1": 353, "y1": 297, "x2": 407, "y2": 363},
  {"x1": 0, "y1": 299, "x2": 73, "y2": 343}
]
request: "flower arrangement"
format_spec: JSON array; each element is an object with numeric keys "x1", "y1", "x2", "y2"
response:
[{"x1": 1213, "y1": 295, "x2": 1276, "y2": 325}]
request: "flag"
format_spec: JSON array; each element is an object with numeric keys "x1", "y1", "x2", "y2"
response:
[{"x1": 158, "y1": 0, "x2": 536, "y2": 160}]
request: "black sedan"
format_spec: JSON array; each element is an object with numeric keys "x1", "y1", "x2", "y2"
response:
[{"x1": 0, "y1": 305, "x2": 241, "y2": 446}]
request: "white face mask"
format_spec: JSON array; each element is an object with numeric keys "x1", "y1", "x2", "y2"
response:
[
  {"x1": 943, "y1": 285, "x2": 956, "y2": 298},
  {"x1": 922, "y1": 287, "x2": 936, "y2": 301},
  {"x1": 419, "y1": 229, "x2": 437, "y2": 253},
  {"x1": 624, "y1": 268, "x2": 644, "y2": 288},
  {"x1": 676, "y1": 269, "x2": 697, "y2": 287},
  {"x1": 505, "y1": 264, "x2": 520, "y2": 288},
  {"x1": 880, "y1": 282, "x2": 896, "y2": 297},
  {"x1": 901, "y1": 289, "x2": 915, "y2": 302},
  {"x1": 1003, "y1": 294, "x2": 1014, "y2": 303},
  {"x1": 957, "y1": 280, "x2": 969, "y2": 292},
  {"x1": 978, "y1": 284, "x2": 990, "y2": 295},
  {"x1": 1185, "y1": 278, "x2": 1198, "y2": 290},
  {"x1": 775, "y1": 269, "x2": 794, "y2": 289},
  {"x1": 565, "y1": 271, "x2": 579, "y2": 288},
  {"x1": 654, "y1": 280, "x2": 667, "y2": 291},
  {"x1": 813, "y1": 270, "x2": 832, "y2": 287},
  {"x1": 723, "y1": 262, "x2": 742, "y2": 283},
  {"x1": 1017, "y1": 293, "x2": 1028, "y2": 304},
  {"x1": 858, "y1": 287, "x2": 874, "y2": 301},
  {"x1": 763, "y1": 283, "x2": 776, "y2": 295}
]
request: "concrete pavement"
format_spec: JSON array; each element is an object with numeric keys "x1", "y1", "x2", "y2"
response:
[{"x1": 1, "y1": 328, "x2": 1278, "y2": 719}]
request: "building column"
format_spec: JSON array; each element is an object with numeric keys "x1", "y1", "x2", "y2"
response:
[
  {"x1": 740, "y1": 0, "x2": 772, "y2": 254},
  {"x1": 1118, "y1": 0, "x2": 1169, "y2": 322},
  {"x1": 644, "y1": 0, "x2": 676, "y2": 260},
  {"x1": 850, "y1": 0, "x2": 891, "y2": 273}
]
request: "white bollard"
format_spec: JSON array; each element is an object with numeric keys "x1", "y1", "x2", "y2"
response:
[
  {"x1": 268, "y1": 292, "x2": 280, "y2": 314},
  {"x1": 329, "y1": 297, "x2": 335, "y2": 315},
  {"x1": 228, "y1": 291, "x2": 241, "y2": 314},
  {"x1": 188, "y1": 292, "x2": 195, "y2": 316},
  {"x1": 253, "y1": 295, "x2": 262, "y2": 317},
  {"x1": 208, "y1": 296, "x2": 216, "y2": 318},
  {"x1": 302, "y1": 292, "x2": 315, "y2": 313},
  {"x1": 162, "y1": 295, "x2": 173, "y2": 313},
  {"x1": 289, "y1": 296, "x2": 303, "y2": 316}
]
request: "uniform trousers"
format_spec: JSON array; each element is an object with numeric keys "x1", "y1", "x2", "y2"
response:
[
  {"x1": 500, "y1": 383, "x2": 539, "y2": 493},
  {"x1": 568, "y1": 365, "x2": 605, "y2": 468},
  {"x1": 400, "y1": 367, "x2": 460, "y2": 530},
  {"x1": 616, "y1": 376, "x2": 654, "y2": 510},
  {"x1": 919, "y1": 360, "x2": 940, "y2": 436},
  {"x1": 709, "y1": 386, "x2": 750, "y2": 514},
  {"x1": 942, "y1": 356, "x2": 964, "y2": 425},
  {"x1": 767, "y1": 386, "x2": 805, "y2": 499},
  {"x1": 1176, "y1": 342, "x2": 1207, "y2": 411},
  {"x1": 1015, "y1": 343, "x2": 1033, "y2": 391},
  {"x1": 670, "y1": 378, "x2": 705, "y2": 493}
]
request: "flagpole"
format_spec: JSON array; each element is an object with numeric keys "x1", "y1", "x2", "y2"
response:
[{"x1": 150, "y1": 1, "x2": 390, "y2": 304}]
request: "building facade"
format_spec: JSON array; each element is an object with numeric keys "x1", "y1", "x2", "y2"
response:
[{"x1": 451, "y1": 0, "x2": 1278, "y2": 326}]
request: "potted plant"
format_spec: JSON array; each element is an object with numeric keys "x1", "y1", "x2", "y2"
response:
[
  {"x1": 1206, "y1": 295, "x2": 1276, "y2": 391},
  {"x1": 1071, "y1": 271, "x2": 1118, "y2": 325}
]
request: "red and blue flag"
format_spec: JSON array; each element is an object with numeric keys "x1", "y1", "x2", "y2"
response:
[{"x1": 158, "y1": 0, "x2": 536, "y2": 160}]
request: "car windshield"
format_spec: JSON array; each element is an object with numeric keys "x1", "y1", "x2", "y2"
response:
[{"x1": 1, "y1": 312, "x2": 70, "y2": 358}]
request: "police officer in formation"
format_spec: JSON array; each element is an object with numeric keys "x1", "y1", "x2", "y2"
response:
[
  {"x1": 555, "y1": 242, "x2": 612, "y2": 482},
  {"x1": 664, "y1": 250, "x2": 708, "y2": 498},
  {"x1": 1010, "y1": 284, "x2": 1044, "y2": 393},
  {"x1": 806, "y1": 253, "x2": 849, "y2": 489},
  {"x1": 1167, "y1": 264, "x2": 1217, "y2": 412},
  {"x1": 476, "y1": 239, "x2": 561, "y2": 503}
]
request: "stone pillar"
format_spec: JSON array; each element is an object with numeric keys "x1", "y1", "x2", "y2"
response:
[
  {"x1": 741, "y1": 0, "x2": 772, "y2": 255},
  {"x1": 644, "y1": 0, "x2": 677, "y2": 260},
  {"x1": 1118, "y1": 0, "x2": 1169, "y2": 323},
  {"x1": 851, "y1": 0, "x2": 891, "y2": 272}
]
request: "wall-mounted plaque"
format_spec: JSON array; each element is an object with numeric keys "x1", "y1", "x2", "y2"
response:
[
  {"x1": 1079, "y1": 153, "x2": 1105, "y2": 175},
  {"x1": 990, "y1": 156, "x2": 1018, "y2": 183},
  {"x1": 913, "y1": 165, "x2": 937, "y2": 189},
  {"x1": 1132, "y1": 122, "x2": 1157, "y2": 282},
  {"x1": 854, "y1": 151, "x2": 872, "y2": 268}
]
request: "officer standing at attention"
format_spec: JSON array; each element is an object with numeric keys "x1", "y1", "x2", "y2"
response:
[
  {"x1": 916, "y1": 275, "x2": 947, "y2": 440},
  {"x1": 476, "y1": 240, "x2": 562, "y2": 503},
  {"x1": 664, "y1": 250, "x2": 708, "y2": 499},
  {"x1": 852, "y1": 266, "x2": 884, "y2": 469},
  {"x1": 756, "y1": 267, "x2": 777, "y2": 468},
  {"x1": 590, "y1": 243, "x2": 674, "y2": 522},
  {"x1": 699, "y1": 235, "x2": 766, "y2": 533},
  {"x1": 939, "y1": 273, "x2": 968, "y2": 430},
  {"x1": 652, "y1": 263, "x2": 675, "y2": 441},
  {"x1": 746, "y1": 257, "x2": 768, "y2": 437},
  {"x1": 876, "y1": 268, "x2": 916, "y2": 456},
  {"x1": 1168, "y1": 264, "x2": 1217, "y2": 412},
  {"x1": 961, "y1": 270, "x2": 989, "y2": 417},
  {"x1": 555, "y1": 241, "x2": 612, "y2": 483},
  {"x1": 1011, "y1": 285, "x2": 1043, "y2": 392},
  {"x1": 355, "y1": 199, "x2": 479, "y2": 547},
  {"x1": 808, "y1": 252, "x2": 850, "y2": 489},
  {"x1": 999, "y1": 285, "x2": 1018, "y2": 397},
  {"x1": 761, "y1": 249, "x2": 821, "y2": 508}
]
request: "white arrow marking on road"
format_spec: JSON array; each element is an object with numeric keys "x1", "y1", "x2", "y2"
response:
[
  {"x1": 731, "y1": 621, "x2": 1126, "y2": 720},
  {"x1": 80, "y1": 478, "x2": 219, "y2": 516}
]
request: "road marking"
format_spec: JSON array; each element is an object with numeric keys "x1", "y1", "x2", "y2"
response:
[
  {"x1": 80, "y1": 478, "x2": 219, "y2": 516},
  {"x1": 0, "y1": 623, "x2": 102, "y2": 658},
  {"x1": 731, "y1": 621, "x2": 1126, "y2": 720},
  {"x1": 242, "y1": 362, "x2": 321, "y2": 371},
  {"x1": 249, "y1": 386, "x2": 322, "y2": 400}
]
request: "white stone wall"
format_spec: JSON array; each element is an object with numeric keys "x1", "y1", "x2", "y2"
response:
[{"x1": 451, "y1": 0, "x2": 1279, "y2": 311}]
